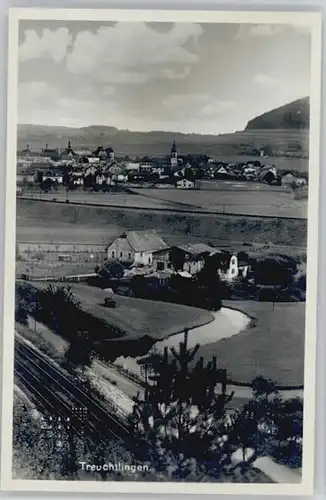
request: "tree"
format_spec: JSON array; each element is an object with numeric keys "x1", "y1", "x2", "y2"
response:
[
  {"x1": 129, "y1": 330, "x2": 234, "y2": 480},
  {"x1": 271, "y1": 397, "x2": 303, "y2": 468},
  {"x1": 195, "y1": 255, "x2": 223, "y2": 310},
  {"x1": 40, "y1": 178, "x2": 55, "y2": 192},
  {"x1": 99, "y1": 260, "x2": 124, "y2": 280},
  {"x1": 253, "y1": 255, "x2": 297, "y2": 288},
  {"x1": 35, "y1": 285, "x2": 82, "y2": 340},
  {"x1": 65, "y1": 331, "x2": 94, "y2": 371},
  {"x1": 227, "y1": 377, "x2": 303, "y2": 471}
]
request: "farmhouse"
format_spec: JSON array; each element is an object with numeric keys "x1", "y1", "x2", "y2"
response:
[
  {"x1": 170, "y1": 243, "x2": 219, "y2": 275},
  {"x1": 107, "y1": 230, "x2": 169, "y2": 266},
  {"x1": 281, "y1": 172, "x2": 296, "y2": 187}
]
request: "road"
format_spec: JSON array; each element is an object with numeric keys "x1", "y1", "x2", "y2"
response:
[{"x1": 14, "y1": 335, "x2": 130, "y2": 440}]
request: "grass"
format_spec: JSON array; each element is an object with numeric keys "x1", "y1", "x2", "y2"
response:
[
  {"x1": 33, "y1": 282, "x2": 214, "y2": 340},
  {"x1": 16, "y1": 260, "x2": 100, "y2": 278},
  {"x1": 132, "y1": 185, "x2": 307, "y2": 219},
  {"x1": 17, "y1": 199, "x2": 308, "y2": 248},
  {"x1": 15, "y1": 320, "x2": 68, "y2": 364},
  {"x1": 19, "y1": 184, "x2": 307, "y2": 218},
  {"x1": 196, "y1": 301, "x2": 305, "y2": 387}
]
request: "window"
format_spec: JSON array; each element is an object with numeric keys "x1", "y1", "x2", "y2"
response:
[
  {"x1": 111, "y1": 251, "x2": 115, "y2": 258},
  {"x1": 120, "y1": 252, "x2": 123, "y2": 258},
  {"x1": 157, "y1": 261, "x2": 165, "y2": 271},
  {"x1": 140, "y1": 252, "x2": 143, "y2": 257},
  {"x1": 128, "y1": 252, "x2": 131, "y2": 260}
]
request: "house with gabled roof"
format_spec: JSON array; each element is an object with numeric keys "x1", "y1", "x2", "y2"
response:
[
  {"x1": 170, "y1": 243, "x2": 221, "y2": 275},
  {"x1": 107, "y1": 230, "x2": 169, "y2": 266}
]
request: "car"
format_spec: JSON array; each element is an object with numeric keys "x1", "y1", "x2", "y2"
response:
[{"x1": 104, "y1": 296, "x2": 116, "y2": 308}]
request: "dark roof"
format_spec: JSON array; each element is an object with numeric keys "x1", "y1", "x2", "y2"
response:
[{"x1": 122, "y1": 230, "x2": 168, "y2": 253}]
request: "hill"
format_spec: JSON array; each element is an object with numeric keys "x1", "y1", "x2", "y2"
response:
[
  {"x1": 245, "y1": 97, "x2": 309, "y2": 130},
  {"x1": 17, "y1": 98, "x2": 309, "y2": 158}
]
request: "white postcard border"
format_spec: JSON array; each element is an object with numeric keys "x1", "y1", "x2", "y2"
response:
[{"x1": 1, "y1": 7, "x2": 322, "y2": 495}]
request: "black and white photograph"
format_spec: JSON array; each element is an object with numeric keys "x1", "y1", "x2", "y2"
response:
[{"x1": 1, "y1": 8, "x2": 322, "y2": 495}]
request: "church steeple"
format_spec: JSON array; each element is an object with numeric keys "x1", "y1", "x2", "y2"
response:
[{"x1": 170, "y1": 140, "x2": 178, "y2": 169}]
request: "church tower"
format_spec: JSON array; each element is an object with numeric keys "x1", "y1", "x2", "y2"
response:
[{"x1": 170, "y1": 140, "x2": 178, "y2": 169}]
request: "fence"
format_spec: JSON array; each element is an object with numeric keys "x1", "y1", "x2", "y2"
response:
[{"x1": 19, "y1": 273, "x2": 98, "y2": 283}]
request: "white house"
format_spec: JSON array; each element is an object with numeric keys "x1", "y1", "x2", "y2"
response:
[
  {"x1": 125, "y1": 162, "x2": 141, "y2": 172},
  {"x1": 176, "y1": 179, "x2": 195, "y2": 189},
  {"x1": 294, "y1": 177, "x2": 307, "y2": 187},
  {"x1": 96, "y1": 174, "x2": 111, "y2": 185},
  {"x1": 218, "y1": 254, "x2": 249, "y2": 281},
  {"x1": 113, "y1": 174, "x2": 127, "y2": 183},
  {"x1": 73, "y1": 177, "x2": 84, "y2": 186},
  {"x1": 87, "y1": 157, "x2": 100, "y2": 165},
  {"x1": 107, "y1": 230, "x2": 169, "y2": 266}
]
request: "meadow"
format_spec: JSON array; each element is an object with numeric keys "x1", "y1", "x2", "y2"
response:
[
  {"x1": 34, "y1": 282, "x2": 214, "y2": 340},
  {"x1": 19, "y1": 181, "x2": 307, "y2": 218},
  {"x1": 16, "y1": 199, "x2": 308, "y2": 248},
  {"x1": 132, "y1": 183, "x2": 307, "y2": 219},
  {"x1": 196, "y1": 300, "x2": 305, "y2": 387}
]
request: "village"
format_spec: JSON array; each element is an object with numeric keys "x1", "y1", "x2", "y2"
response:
[{"x1": 16, "y1": 140, "x2": 308, "y2": 193}]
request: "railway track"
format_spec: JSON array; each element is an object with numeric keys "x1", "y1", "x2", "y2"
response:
[{"x1": 14, "y1": 338, "x2": 130, "y2": 441}]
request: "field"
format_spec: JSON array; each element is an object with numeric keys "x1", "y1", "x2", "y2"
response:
[
  {"x1": 132, "y1": 182, "x2": 307, "y2": 219},
  {"x1": 34, "y1": 282, "x2": 214, "y2": 340},
  {"x1": 16, "y1": 260, "x2": 100, "y2": 278},
  {"x1": 16, "y1": 199, "x2": 308, "y2": 251},
  {"x1": 19, "y1": 180, "x2": 307, "y2": 218},
  {"x1": 196, "y1": 301, "x2": 305, "y2": 387}
]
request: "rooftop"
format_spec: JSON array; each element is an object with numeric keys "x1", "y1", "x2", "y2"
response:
[
  {"x1": 122, "y1": 230, "x2": 168, "y2": 253},
  {"x1": 176, "y1": 243, "x2": 222, "y2": 256}
]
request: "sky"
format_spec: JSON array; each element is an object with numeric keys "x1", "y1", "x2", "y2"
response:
[{"x1": 17, "y1": 20, "x2": 311, "y2": 135}]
